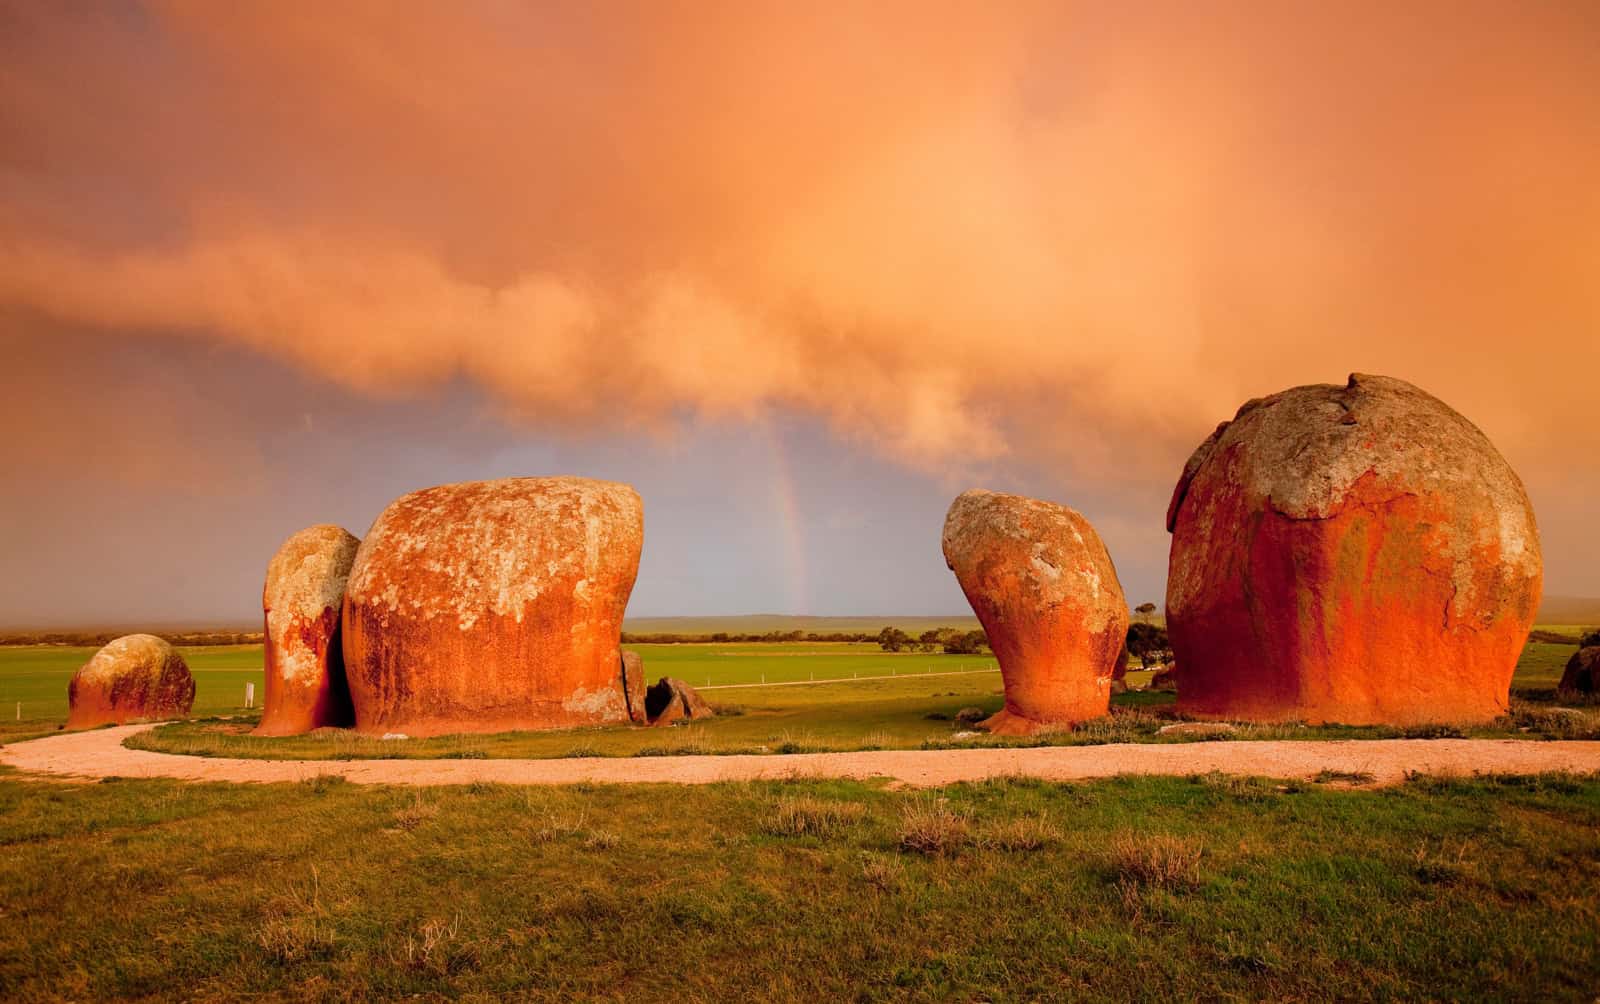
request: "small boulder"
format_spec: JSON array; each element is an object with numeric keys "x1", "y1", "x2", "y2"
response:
[
  {"x1": 942, "y1": 489, "x2": 1129, "y2": 735},
  {"x1": 1559, "y1": 647, "x2": 1599, "y2": 695},
  {"x1": 955, "y1": 706, "x2": 987, "y2": 725},
  {"x1": 645, "y1": 677, "x2": 714, "y2": 726},
  {"x1": 67, "y1": 634, "x2": 195, "y2": 729},
  {"x1": 256, "y1": 525, "x2": 359, "y2": 736}
]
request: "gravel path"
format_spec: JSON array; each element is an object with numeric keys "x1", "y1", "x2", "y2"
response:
[{"x1": 4, "y1": 724, "x2": 1599, "y2": 788}]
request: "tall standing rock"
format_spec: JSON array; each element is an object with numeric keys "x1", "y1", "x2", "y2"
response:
[
  {"x1": 67, "y1": 634, "x2": 195, "y2": 729},
  {"x1": 342, "y1": 477, "x2": 643, "y2": 736},
  {"x1": 942, "y1": 490, "x2": 1129, "y2": 735},
  {"x1": 255, "y1": 525, "x2": 360, "y2": 736},
  {"x1": 1165, "y1": 374, "x2": 1542, "y2": 725}
]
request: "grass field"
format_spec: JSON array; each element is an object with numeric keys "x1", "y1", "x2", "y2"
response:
[
  {"x1": 0, "y1": 769, "x2": 1596, "y2": 1000},
  {"x1": 621, "y1": 614, "x2": 983, "y2": 635},
  {"x1": 0, "y1": 642, "x2": 995, "y2": 727},
  {"x1": 4, "y1": 638, "x2": 1596, "y2": 759}
]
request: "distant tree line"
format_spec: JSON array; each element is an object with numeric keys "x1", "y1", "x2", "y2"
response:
[
  {"x1": 0, "y1": 630, "x2": 264, "y2": 647},
  {"x1": 620, "y1": 630, "x2": 881, "y2": 645},
  {"x1": 874, "y1": 626, "x2": 989, "y2": 655}
]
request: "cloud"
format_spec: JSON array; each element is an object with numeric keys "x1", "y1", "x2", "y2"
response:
[{"x1": 1, "y1": 1, "x2": 1596, "y2": 495}]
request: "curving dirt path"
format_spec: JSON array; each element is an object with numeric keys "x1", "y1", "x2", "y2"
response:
[{"x1": 3, "y1": 724, "x2": 1600, "y2": 788}]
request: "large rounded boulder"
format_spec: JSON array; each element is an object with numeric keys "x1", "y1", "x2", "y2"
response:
[
  {"x1": 942, "y1": 489, "x2": 1129, "y2": 734},
  {"x1": 1165, "y1": 373, "x2": 1542, "y2": 725},
  {"x1": 342, "y1": 477, "x2": 644, "y2": 736},
  {"x1": 256, "y1": 525, "x2": 360, "y2": 736},
  {"x1": 67, "y1": 634, "x2": 195, "y2": 729}
]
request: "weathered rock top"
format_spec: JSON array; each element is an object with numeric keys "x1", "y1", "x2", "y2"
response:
[
  {"x1": 346, "y1": 476, "x2": 643, "y2": 631},
  {"x1": 265, "y1": 525, "x2": 360, "y2": 623},
  {"x1": 74, "y1": 633, "x2": 179, "y2": 687},
  {"x1": 1166, "y1": 373, "x2": 1540, "y2": 581},
  {"x1": 941, "y1": 488, "x2": 1120, "y2": 632}
]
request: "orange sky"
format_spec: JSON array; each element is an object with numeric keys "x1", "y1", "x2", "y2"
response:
[{"x1": 1, "y1": 1, "x2": 1596, "y2": 621}]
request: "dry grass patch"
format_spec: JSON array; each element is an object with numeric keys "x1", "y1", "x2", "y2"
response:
[
  {"x1": 977, "y1": 814, "x2": 1061, "y2": 852},
  {"x1": 897, "y1": 797, "x2": 970, "y2": 856},
  {"x1": 392, "y1": 794, "x2": 439, "y2": 832},
  {"x1": 528, "y1": 808, "x2": 620, "y2": 850},
  {"x1": 1111, "y1": 832, "x2": 1204, "y2": 891},
  {"x1": 859, "y1": 853, "x2": 904, "y2": 891},
  {"x1": 763, "y1": 796, "x2": 867, "y2": 838},
  {"x1": 256, "y1": 868, "x2": 335, "y2": 963}
]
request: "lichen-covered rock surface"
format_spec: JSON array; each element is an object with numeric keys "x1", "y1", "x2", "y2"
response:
[
  {"x1": 942, "y1": 489, "x2": 1129, "y2": 734},
  {"x1": 256, "y1": 525, "x2": 360, "y2": 736},
  {"x1": 342, "y1": 477, "x2": 644, "y2": 736},
  {"x1": 1165, "y1": 373, "x2": 1542, "y2": 725},
  {"x1": 67, "y1": 634, "x2": 195, "y2": 729}
]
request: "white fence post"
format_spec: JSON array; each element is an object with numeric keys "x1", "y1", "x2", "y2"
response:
[{"x1": 245, "y1": 683, "x2": 255, "y2": 709}]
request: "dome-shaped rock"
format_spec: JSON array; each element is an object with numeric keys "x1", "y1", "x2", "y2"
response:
[
  {"x1": 342, "y1": 477, "x2": 643, "y2": 736},
  {"x1": 942, "y1": 489, "x2": 1129, "y2": 734},
  {"x1": 1165, "y1": 373, "x2": 1542, "y2": 725},
  {"x1": 67, "y1": 634, "x2": 195, "y2": 729},
  {"x1": 255, "y1": 525, "x2": 360, "y2": 735}
]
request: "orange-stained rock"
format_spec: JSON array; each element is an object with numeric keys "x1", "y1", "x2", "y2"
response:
[
  {"x1": 644, "y1": 677, "x2": 714, "y2": 726},
  {"x1": 1165, "y1": 374, "x2": 1542, "y2": 725},
  {"x1": 67, "y1": 634, "x2": 195, "y2": 729},
  {"x1": 255, "y1": 525, "x2": 360, "y2": 736},
  {"x1": 941, "y1": 489, "x2": 1130, "y2": 735},
  {"x1": 621, "y1": 650, "x2": 649, "y2": 724},
  {"x1": 1560, "y1": 647, "x2": 1598, "y2": 695},
  {"x1": 342, "y1": 477, "x2": 643, "y2": 736}
]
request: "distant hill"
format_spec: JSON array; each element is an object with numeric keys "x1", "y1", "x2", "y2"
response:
[
  {"x1": 1537, "y1": 596, "x2": 1600, "y2": 627},
  {"x1": 621, "y1": 614, "x2": 980, "y2": 636}
]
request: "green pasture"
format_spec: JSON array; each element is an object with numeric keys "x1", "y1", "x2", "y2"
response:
[
  {"x1": 0, "y1": 642, "x2": 989, "y2": 727},
  {"x1": 621, "y1": 614, "x2": 982, "y2": 635},
  {"x1": 3, "y1": 636, "x2": 1593, "y2": 758},
  {"x1": 0, "y1": 770, "x2": 1597, "y2": 1000}
]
